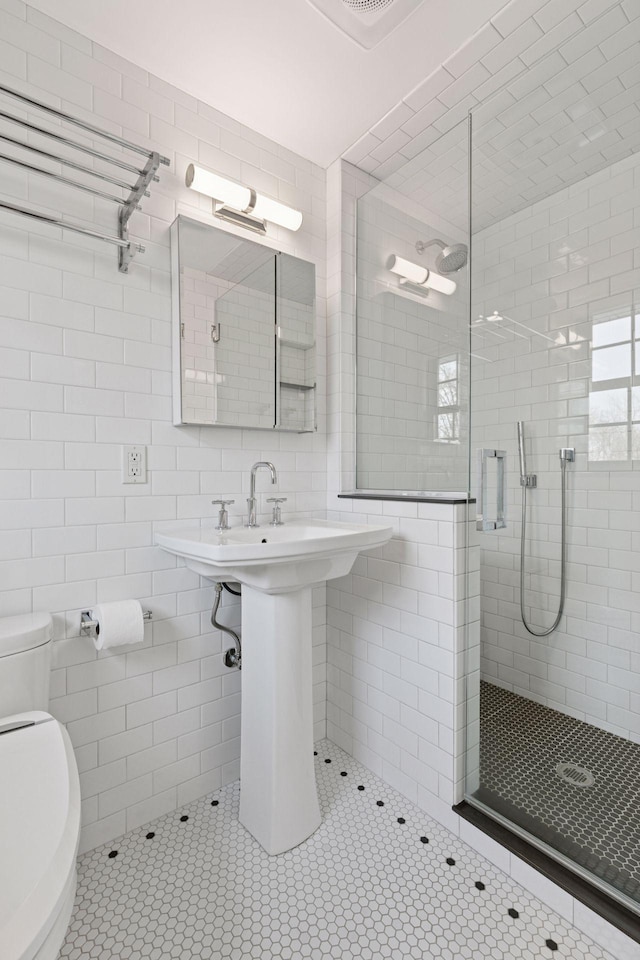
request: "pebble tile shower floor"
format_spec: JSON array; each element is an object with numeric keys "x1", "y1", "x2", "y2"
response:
[{"x1": 58, "y1": 741, "x2": 615, "y2": 960}]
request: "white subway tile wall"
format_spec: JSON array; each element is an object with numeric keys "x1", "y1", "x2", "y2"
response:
[
  {"x1": 472, "y1": 149, "x2": 640, "y2": 743},
  {"x1": 0, "y1": 0, "x2": 327, "y2": 851},
  {"x1": 325, "y1": 498, "x2": 479, "y2": 833}
]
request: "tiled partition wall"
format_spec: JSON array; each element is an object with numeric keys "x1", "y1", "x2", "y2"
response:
[
  {"x1": 0, "y1": 1, "x2": 327, "y2": 851},
  {"x1": 326, "y1": 498, "x2": 478, "y2": 833},
  {"x1": 472, "y1": 149, "x2": 640, "y2": 743}
]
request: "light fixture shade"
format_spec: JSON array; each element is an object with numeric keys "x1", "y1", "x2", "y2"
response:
[
  {"x1": 424, "y1": 271, "x2": 456, "y2": 295},
  {"x1": 388, "y1": 254, "x2": 456, "y2": 295},
  {"x1": 185, "y1": 163, "x2": 303, "y2": 232},
  {"x1": 185, "y1": 163, "x2": 251, "y2": 211},
  {"x1": 388, "y1": 254, "x2": 428, "y2": 285},
  {"x1": 252, "y1": 194, "x2": 303, "y2": 232}
]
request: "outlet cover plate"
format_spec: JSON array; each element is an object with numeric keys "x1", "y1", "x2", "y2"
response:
[{"x1": 123, "y1": 445, "x2": 147, "y2": 484}]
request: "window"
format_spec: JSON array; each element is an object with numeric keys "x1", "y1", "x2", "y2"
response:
[
  {"x1": 589, "y1": 313, "x2": 640, "y2": 461},
  {"x1": 436, "y1": 356, "x2": 459, "y2": 443}
]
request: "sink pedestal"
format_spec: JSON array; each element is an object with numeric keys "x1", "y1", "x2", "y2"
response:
[
  {"x1": 155, "y1": 519, "x2": 393, "y2": 856},
  {"x1": 239, "y1": 585, "x2": 321, "y2": 855}
]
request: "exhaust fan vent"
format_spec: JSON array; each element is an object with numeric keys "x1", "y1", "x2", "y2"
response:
[
  {"x1": 306, "y1": 0, "x2": 424, "y2": 49},
  {"x1": 342, "y1": 0, "x2": 395, "y2": 10}
]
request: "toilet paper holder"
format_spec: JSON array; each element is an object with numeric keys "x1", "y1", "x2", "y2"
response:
[{"x1": 80, "y1": 608, "x2": 152, "y2": 639}]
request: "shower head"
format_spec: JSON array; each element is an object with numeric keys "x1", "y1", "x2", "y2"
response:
[
  {"x1": 436, "y1": 243, "x2": 468, "y2": 274},
  {"x1": 415, "y1": 237, "x2": 468, "y2": 273}
]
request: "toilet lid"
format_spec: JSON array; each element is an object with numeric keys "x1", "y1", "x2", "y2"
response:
[
  {"x1": 0, "y1": 712, "x2": 80, "y2": 960},
  {"x1": 0, "y1": 613, "x2": 52, "y2": 656}
]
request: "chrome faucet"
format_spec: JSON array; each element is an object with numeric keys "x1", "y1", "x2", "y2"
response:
[{"x1": 246, "y1": 462, "x2": 278, "y2": 527}]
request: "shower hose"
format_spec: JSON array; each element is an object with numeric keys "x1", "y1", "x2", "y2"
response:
[{"x1": 519, "y1": 457, "x2": 569, "y2": 637}]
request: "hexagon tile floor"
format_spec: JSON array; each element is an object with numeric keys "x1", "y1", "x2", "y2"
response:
[
  {"x1": 477, "y1": 681, "x2": 640, "y2": 905},
  {"x1": 58, "y1": 740, "x2": 617, "y2": 960}
]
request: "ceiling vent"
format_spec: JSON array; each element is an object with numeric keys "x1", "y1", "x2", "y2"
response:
[{"x1": 306, "y1": 0, "x2": 425, "y2": 49}]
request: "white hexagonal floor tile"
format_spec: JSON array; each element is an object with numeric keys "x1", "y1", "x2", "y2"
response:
[{"x1": 57, "y1": 741, "x2": 618, "y2": 960}]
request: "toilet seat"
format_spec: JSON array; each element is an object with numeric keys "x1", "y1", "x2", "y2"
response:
[{"x1": 0, "y1": 711, "x2": 81, "y2": 960}]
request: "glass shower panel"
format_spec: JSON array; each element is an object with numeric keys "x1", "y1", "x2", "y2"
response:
[
  {"x1": 354, "y1": 117, "x2": 470, "y2": 495},
  {"x1": 465, "y1": 40, "x2": 640, "y2": 913}
]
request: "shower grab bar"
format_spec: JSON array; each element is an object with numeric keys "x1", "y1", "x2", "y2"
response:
[{"x1": 476, "y1": 448, "x2": 507, "y2": 531}]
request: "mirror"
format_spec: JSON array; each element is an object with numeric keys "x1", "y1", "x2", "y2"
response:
[{"x1": 171, "y1": 215, "x2": 316, "y2": 431}]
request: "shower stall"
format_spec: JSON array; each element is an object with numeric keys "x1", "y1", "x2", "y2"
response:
[
  {"x1": 466, "y1": 82, "x2": 640, "y2": 911},
  {"x1": 352, "y1": 4, "x2": 640, "y2": 924}
]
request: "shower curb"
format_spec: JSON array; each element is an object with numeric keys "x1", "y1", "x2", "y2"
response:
[{"x1": 454, "y1": 800, "x2": 640, "y2": 946}]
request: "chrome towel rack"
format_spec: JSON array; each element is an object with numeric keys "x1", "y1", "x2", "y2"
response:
[{"x1": 0, "y1": 83, "x2": 170, "y2": 272}]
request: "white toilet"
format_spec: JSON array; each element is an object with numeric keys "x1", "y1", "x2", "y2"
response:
[{"x1": 0, "y1": 613, "x2": 81, "y2": 960}]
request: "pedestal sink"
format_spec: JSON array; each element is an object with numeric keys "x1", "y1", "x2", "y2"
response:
[{"x1": 156, "y1": 519, "x2": 392, "y2": 854}]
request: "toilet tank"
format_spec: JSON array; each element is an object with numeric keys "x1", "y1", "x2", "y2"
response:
[{"x1": 0, "y1": 613, "x2": 53, "y2": 717}]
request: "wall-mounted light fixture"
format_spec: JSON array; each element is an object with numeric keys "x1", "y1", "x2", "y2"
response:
[
  {"x1": 185, "y1": 163, "x2": 303, "y2": 234},
  {"x1": 388, "y1": 254, "x2": 456, "y2": 296}
]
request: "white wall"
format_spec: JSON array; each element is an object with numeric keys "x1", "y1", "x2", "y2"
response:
[
  {"x1": 0, "y1": 0, "x2": 327, "y2": 851},
  {"x1": 472, "y1": 149, "x2": 640, "y2": 743}
]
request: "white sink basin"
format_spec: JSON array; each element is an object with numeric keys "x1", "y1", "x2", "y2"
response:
[
  {"x1": 156, "y1": 516, "x2": 393, "y2": 856},
  {"x1": 155, "y1": 518, "x2": 393, "y2": 593}
]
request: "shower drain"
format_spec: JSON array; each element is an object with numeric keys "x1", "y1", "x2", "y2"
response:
[{"x1": 554, "y1": 762, "x2": 595, "y2": 788}]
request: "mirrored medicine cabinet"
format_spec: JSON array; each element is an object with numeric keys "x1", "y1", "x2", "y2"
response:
[{"x1": 171, "y1": 215, "x2": 316, "y2": 432}]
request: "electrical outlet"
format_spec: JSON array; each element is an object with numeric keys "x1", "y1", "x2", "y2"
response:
[{"x1": 122, "y1": 445, "x2": 147, "y2": 484}]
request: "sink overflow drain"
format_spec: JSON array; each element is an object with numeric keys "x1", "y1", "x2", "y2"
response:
[{"x1": 554, "y1": 762, "x2": 594, "y2": 787}]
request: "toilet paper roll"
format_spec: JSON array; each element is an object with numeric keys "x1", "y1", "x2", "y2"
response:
[{"x1": 90, "y1": 599, "x2": 145, "y2": 651}]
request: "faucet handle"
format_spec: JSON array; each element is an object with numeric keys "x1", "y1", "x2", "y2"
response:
[
  {"x1": 267, "y1": 497, "x2": 287, "y2": 526},
  {"x1": 212, "y1": 499, "x2": 234, "y2": 531}
]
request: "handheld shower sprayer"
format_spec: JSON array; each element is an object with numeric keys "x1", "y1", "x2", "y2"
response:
[
  {"x1": 517, "y1": 421, "x2": 526, "y2": 482},
  {"x1": 517, "y1": 421, "x2": 536, "y2": 488},
  {"x1": 518, "y1": 421, "x2": 574, "y2": 637}
]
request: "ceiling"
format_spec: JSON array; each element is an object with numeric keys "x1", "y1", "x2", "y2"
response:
[{"x1": 27, "y1": 0, "x2": 507, "y2": 167}]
